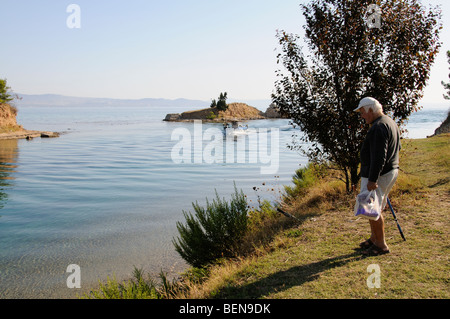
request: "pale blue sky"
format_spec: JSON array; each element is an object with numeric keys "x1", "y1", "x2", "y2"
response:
[{"x1": 1, "y1": 0, "x2": 449, "y2": 107}]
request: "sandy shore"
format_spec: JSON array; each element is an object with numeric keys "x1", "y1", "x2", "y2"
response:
[{"x1": 0, "y1": 129, "x2": 59, "y2": 140}]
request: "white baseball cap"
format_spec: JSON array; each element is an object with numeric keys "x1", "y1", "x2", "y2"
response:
[{"x1": 354, "y1": 97, "x2": 382, "y2": 112}]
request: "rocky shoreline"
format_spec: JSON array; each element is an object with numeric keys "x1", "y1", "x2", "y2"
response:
[
  {"x1": 0, "y1": 103, "x2": 60, "y2": 140},
  {"x1": 0, "y1": 130, "x2": 59, "y2": 140},
  {"x1": 430, "y1": 110, "x2": 450, "y2": 137}
]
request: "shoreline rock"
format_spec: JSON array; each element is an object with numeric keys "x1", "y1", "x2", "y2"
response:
[
  {"x1": 264, "y1": 103, "x2": 287, "y2": 119},
  {"x1": 429, "y1": 110, "x2": 450, "y2": 137},
  {"x1": 0, "y1": 130, "x2": 60, "y2": 140}
]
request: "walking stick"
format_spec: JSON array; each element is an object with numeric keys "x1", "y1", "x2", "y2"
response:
[
  {"x1": 277, "y1": 208, "x2": 302, "y2": 222},
  {"x1": 387, "y1": 197, "x2": 406, "y2": 241}
]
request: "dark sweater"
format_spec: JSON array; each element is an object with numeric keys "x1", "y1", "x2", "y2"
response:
[{"x1": 360, "y1": 114, "x2": 401, "y2": 182}]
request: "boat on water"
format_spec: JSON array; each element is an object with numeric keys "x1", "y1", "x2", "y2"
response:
[{"x1": 223, "y1": 121, "x2": 254, "y2": 136}]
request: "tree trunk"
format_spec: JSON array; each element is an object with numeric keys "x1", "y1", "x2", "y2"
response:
[{"x1": 350, "y1": 165, "x2": 360, "y2": 193}]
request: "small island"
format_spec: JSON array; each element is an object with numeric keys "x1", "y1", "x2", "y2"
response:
[{"x1": 164, "y1": 102, "x2": 286, "y2": 122}]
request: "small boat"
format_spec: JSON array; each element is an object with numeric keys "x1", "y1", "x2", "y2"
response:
[{"x1": 223, "y1": 121, "x2": 252, "y2": 136}]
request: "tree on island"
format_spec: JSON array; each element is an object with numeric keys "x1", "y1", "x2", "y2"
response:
[
  {"x1": 0, "y1": 78, "x2": 19, "y2": 104},
  {"x1": 210, "y1": 92, "x2": 228, "y2": 111},
  {"x1": 272, "y1": 0, "x2": 442, "y2": 192},
  {"x1": 442, "y1": 50, "x2": 450, "y2": 100}
]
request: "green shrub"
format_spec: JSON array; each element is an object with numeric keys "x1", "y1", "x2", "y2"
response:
[
  {"x1": 284, "y1": 163, "x2": 327, "y2": 198},
  {"x1": 84, "y1": 267, "x2": 178, "y2": 299},
  {"x1": 206, "y1": 111, "x2": 217, "y2": 120},
  {"x1": 247, "y1": 199, "x2": 278, "y2": 227},
  {"x1": 173, "y1": 185, "x2": 248, "y2": 268}
]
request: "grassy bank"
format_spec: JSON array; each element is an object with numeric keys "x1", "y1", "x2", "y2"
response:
[{"x1": 86, "y1": 134, "x2": 449, "y2": 299}]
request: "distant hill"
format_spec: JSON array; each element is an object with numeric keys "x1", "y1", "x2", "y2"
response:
[
  {"x1": 16, "y1": 94, "x2": 272, "y2": 111},
  {"x1": 16, "y1": 94, "x2": 211, "y2": 109}
]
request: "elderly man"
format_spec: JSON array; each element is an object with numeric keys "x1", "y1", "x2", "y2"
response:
[{"x1": 354, "y1": 97, "x2": 401, "y2": 256}]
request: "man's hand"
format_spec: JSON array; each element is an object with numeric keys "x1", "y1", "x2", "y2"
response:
[{"x1": 367, "y1": 181, "x2": 378, "y2": 191}]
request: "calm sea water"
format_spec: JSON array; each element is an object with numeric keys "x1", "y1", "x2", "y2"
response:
[{"x1": 0, "y1": 105, "x2": 447, "y2": 298}]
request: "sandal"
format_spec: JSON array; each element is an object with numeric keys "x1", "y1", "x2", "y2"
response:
[
  {"x1": 362, "y1": 244, "x2": 390, "y2": 256},
  {"x1": 359, "y1": 239, "x2": 374, "y2": 249}
]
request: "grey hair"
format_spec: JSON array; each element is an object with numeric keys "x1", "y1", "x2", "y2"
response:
[{"x1": 363, "y1": 99, "x2": 383, "y2": 113}]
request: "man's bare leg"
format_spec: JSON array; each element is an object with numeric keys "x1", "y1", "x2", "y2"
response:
[{"x1": 369, "y1": 215, "x2": 389, "y2": 251}]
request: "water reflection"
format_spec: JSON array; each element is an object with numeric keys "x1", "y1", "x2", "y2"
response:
[{"x1": 0, "y1": 139, "x2": 18, "y2": 210}]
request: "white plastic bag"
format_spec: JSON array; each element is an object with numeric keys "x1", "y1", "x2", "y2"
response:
[{"x1": 354, "y1": 190, "x2": 381, "y2": 221}]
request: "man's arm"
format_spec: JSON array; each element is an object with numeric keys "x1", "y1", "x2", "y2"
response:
[{"x1": 368, "y1": 124, "x2": 389, "y2": 185}]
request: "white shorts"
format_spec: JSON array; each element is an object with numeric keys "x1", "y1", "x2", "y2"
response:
[{"x1": 360, "y1": 169, "x2": 399, "y2": 211}]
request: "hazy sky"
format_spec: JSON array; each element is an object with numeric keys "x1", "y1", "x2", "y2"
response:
[{"x1": 1, "y1": 0, "x2": 449, "y2": 107}]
